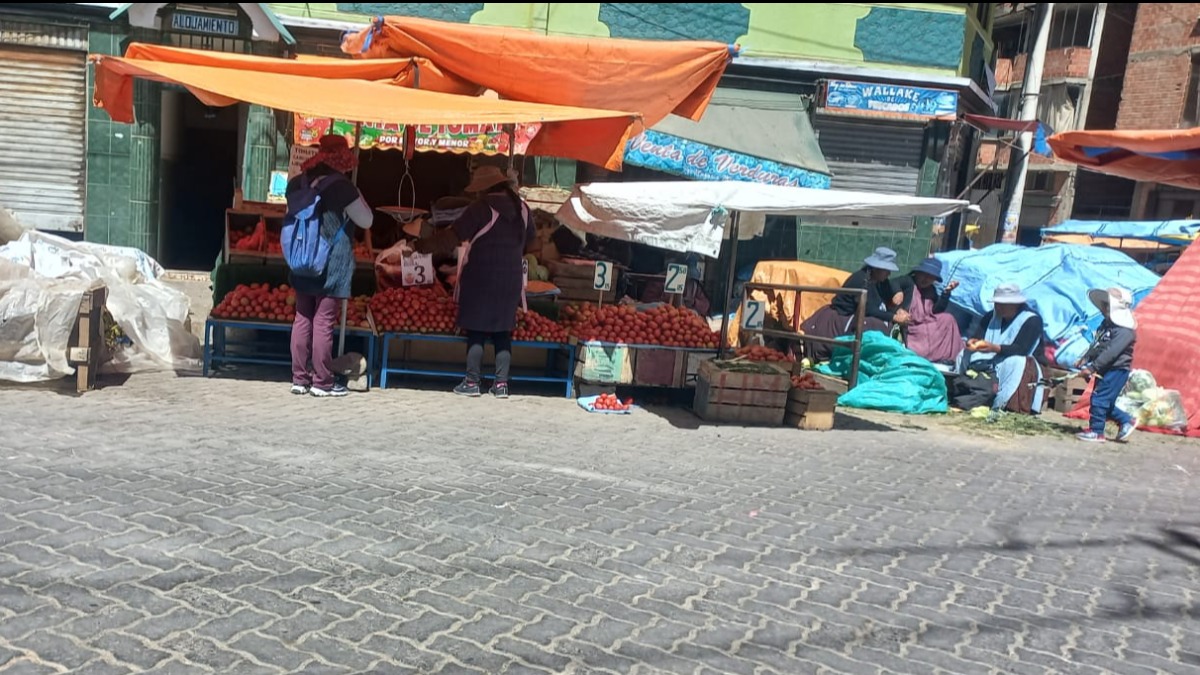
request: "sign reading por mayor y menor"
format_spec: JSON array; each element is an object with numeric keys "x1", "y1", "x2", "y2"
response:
[
  {"x1": 624, "y1": 130, "x2": 832, "y2": 189},
  {"x1": 294, "y1": 115, "x2": 540, "y2": 155},
  {"x1": 169, "y1": 11, "x2": 240, "y2": 37},
  {"x1": 823, "y1": 79, "x2": 958, "y2": 119}
]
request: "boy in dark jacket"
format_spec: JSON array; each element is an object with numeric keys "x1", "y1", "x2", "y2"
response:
[{"x1": 1076, "y1": 287, "x2": 1138, "y2": 443}]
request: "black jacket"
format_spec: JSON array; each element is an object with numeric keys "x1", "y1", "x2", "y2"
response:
[
  {"x1": 1083, "y1": 321, "x2": 1136, "y2": 374},
  {"x1": 831, "y1": 267, "x2": 896, "y2": 323}
]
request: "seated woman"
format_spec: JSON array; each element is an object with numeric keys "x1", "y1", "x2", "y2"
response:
[
  {"x1": 964, "y1": 283, "x2": 1045, "y2": 414},
  {"x1": 802, "y1": 247, "x2": 909, "y2": 362},
  {"x1": 894, "y1": 258, "x2": 961, "y2": 365}
]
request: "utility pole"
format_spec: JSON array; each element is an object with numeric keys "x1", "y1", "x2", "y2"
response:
[{"x1": 1000, "y1": 2, "x2": 1054, "y2": 243}]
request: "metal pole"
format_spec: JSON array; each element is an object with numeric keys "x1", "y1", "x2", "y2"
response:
[
  {"x1": 1000, "y1": 2, "x2": 1054, "y2": 243},
  {"x1": 717, "y1": 211, "x2": 741, "y2": 359},
  {"x1": 848, "y1": 287, "x2": 867, "y2": 389}
]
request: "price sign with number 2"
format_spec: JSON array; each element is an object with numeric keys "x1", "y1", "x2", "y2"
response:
[
  {"x1": 593, "y1": 261, "x2": 613, "y2": 292},
  {"x1": 742, "y1": 299, "x2": 765, "y2": 330},
  {"x1": 664, "y1": 263, "x2": 687, "y2": 294},
  {"x1": 401, "y1": 252, "x2": 434, "y2": 286}
]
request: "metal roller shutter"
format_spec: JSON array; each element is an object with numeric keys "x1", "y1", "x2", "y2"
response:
[
  {"x1": 0, "y1": 44, "x2": 87, "y2": 232},
  {"x1": 813, "y1": 114, "x2": 926, "y2": 229}
]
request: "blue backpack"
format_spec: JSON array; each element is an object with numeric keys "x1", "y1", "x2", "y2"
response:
[{"x1": 282, "y1": 175, "x2": 345, "y2": 277}]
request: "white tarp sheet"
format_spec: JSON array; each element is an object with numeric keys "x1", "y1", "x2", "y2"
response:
[
  {"x1": 0, "y1": 230, "x2": 201, "y2": 382},
  {"x1": 555, "y1": 181, "x2": 972, "y2": 257}
]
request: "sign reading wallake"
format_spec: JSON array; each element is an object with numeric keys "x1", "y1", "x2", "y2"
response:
[
  {"x1": 824, "y1": 79, "x2": 958, "y2": 119},
  {"x1": 623, "y1": 130, "x2": 832, "y2": 189},
  {"x1": 170, "y1": 12, "x2": 240, "y2": 37}
]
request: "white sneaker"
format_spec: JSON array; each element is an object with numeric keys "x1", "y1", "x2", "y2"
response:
[
  {"x1": 310, "y1": 384, "x2": 349, "y2": 398},
  {"x1": 290, "y1": 384, "x2": 310, "y2": 395}
]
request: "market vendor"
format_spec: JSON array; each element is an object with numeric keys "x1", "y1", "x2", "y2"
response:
[
  {"x1": 801, "y1": 247, "x2": 908, "y2": 362},
  {"x1": 451, "y1": 166, "x2": 535, "y2": 399},
  {"x1": 895, "y1": 257, "x2": 961, "y2": 365},
  {"x1": 963, "y1": 283, "x2": 1046, "y2": 414}
]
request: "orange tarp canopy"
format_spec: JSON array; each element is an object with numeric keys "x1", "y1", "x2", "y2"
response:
[
  {"x1": 121, "y1": 43, "x2": 480, "y2": 95},
  {"x1": 1041, "y1": 233, "x2": 1182, "y2": 251},
  {"x1": 1048, "y1": 128, "x2": 1200, "y2": 190},
  {"x1": 342, "y1": 16, "x2": 734, "y2": 129},
  {"x1": 91, "y1": 53, "x2": 640, "y2": 169}
]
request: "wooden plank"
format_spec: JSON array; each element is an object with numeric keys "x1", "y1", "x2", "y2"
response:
[
  {"x1": 697, "y1": 359, "x2": 790, "y2": 391},
  {"x1": 73, "y1": 284, "x2": 105, "y2": 393},
  {"x1": 788, "y1": 389, "x2": 839, "y2": 414},
  {"x1": 784, "y1": 411, "x2": 834, "y2": 431},
  {"x1": 695, "y1": 396, "x2": 786, "y2": 425}
]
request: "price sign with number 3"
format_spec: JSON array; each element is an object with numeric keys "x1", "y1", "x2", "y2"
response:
[
  {"x1": 401, "y1": 252, "x2": 434, "y2": 286},
  {"x1": 742, "y1": 299, "x2": 765, "y2": 330},
  {"x1": 664, "y1": 263, "x2": 687, "y2": 294},
  {"x1": 593, "y1": 261, "x2": 613, "y2": 292}
]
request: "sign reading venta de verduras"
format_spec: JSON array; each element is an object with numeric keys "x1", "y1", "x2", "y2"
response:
[
  {"x1": 623, "y1": 130, "x2": 832, "y2": 190},
  {"x1": 824, "y1": 79, "x2": 959, "y2": 118},
  {"x1": 170, "y1": 11, "x2": 240, "y2": 37}
]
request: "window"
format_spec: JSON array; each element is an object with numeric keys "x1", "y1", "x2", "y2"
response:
[
  {"x1": 1048, "y1": 6, "x2": 1096, "y2": 50},
  {"x1": 1184, "y1": 54, "x2": 1200, "y2": 127}
]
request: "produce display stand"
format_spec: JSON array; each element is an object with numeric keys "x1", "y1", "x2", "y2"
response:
[
  {"x1": 575, "y1": 341, "x2": 716, "y2": 389},
  {"x1": 739, "y1": 281, "x2": 868, "y2": 389},
  {"x1": 224, "y1": 202, "x2": 375, "y2": 270},
  {"x1": 379, "y1": 333, "x2": 577, "y2": 397},
  {"x1": 203, "y1": 318, "x2": 379, "y2": 387}
]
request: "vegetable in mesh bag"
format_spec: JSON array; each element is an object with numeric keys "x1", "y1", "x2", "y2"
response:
[
  {"x1": 1135, "y1": 388, "x2": 1188, "y2": 431},
  {"x1": 1123, "y1": 369, "x2": 1158, "y2": 402}
]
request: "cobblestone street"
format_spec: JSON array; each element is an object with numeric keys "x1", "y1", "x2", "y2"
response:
[{"x1": 1, "y1": 372, "x2": 1199, "y2": 674}]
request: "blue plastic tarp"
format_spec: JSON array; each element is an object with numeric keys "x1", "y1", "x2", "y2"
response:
[
  {"x1": 1043, "y1": 219, "x2": 1200, "y2": 244},
  {"x1": 935, "y1": 244, "x2": 1161, "y2": 367},
  {"x1": 817, "y1": 332, "x2": 948, "y2": 415}
]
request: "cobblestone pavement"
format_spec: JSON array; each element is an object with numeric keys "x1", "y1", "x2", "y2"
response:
[{"x1": 2, "y1": 371, "x2": 1199, "y2": 674}]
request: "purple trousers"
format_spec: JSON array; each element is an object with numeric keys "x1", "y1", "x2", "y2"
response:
[{"x1": 291, "y1": 293, "x2": 341, "y2": 389}]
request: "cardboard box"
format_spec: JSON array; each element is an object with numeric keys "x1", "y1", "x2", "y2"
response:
[{"x1": 576, "y1": 341, "x2": 633, "y2": 383}]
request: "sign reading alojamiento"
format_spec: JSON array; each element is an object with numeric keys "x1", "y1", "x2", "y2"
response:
[{"x1": 170, "y1": 12, "x2": 240, "y2": 37}]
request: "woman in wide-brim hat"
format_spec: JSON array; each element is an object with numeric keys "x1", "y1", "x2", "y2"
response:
[
  {"x1": 801, "y1": 247, "x2": 909, "y2": 362},
  {"x1": 895, "y1": 257, "x2": 962, "y2": 364},
  {"x1": 449, "y1": 165, "x2": 535, "y2": 399}
]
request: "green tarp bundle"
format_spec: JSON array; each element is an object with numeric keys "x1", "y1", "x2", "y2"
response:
[{"x1": 817, "y1": 331, "x2": 948, "y2": 414}]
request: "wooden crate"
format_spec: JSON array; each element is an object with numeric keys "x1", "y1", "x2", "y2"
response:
[
  {"x1": 785, "y1": 388, "x2": 839, "y2": 431},
  {"x1": 1051, "y1": 373, "x2": 1088, "y2": 413},
  {"x1": 694, "y1": 359, "x2": 790, "y2": 425},
  {"x1": 632, "y1": 348, "x2": 678, "y2": 387}
]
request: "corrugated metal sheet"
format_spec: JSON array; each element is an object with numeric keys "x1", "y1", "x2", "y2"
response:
[
  {"x1": 813, "y1": 115, "x2": 925, "y2": 229},
  {"x1": 0, "y1": 45, "x2": 87, "y2": 232},
  {"x1": 0, "y1": 19, "x2": 87, "y2": 51}
]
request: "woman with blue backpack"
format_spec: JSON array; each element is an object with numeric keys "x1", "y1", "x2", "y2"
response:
[{"x1": 284, "y1": 134, "x2": 374, "y2": 398}]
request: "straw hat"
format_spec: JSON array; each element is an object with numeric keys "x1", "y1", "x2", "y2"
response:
[
  {"x1": 1089, "y1": 286, "x2": 1137, "y2": 329},
  {"x1": 466, "y1": 165, "x2": 511, "y2": 192}
]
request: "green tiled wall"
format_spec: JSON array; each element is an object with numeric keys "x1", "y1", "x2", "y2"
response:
[
  {"x1": 85, "y1": 23, "x2": 133, "y2": 247},
  {"x1": 794, "y1": 221, "x2": 934, "y2": 275}
]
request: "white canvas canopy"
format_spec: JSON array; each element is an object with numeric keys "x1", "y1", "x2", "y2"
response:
[{"x1": 555, "y1": 181, "x2": 975, "y2": 258}]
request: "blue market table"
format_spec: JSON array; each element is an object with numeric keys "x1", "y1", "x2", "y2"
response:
[
  {"x1": 379, "y1": 332, "x2": 577, "y2": 398},
  {"x1": 203, "y1": 318, "x2": 379, "y2": 388}
]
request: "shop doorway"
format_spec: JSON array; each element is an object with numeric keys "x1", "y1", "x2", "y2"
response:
[{"x1": 159, "y1": 90, "x2": 241, "y2": 271}]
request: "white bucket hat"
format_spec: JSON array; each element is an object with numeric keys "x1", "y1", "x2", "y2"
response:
[
  {"x1": 992, "y1": 282, "x2": 1027, "y2": 305},
  {"x1": 1089, "y1": 286, "x2": 1137, "y2": 329}
]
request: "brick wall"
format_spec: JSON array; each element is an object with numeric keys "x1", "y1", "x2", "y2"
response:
[
  {"x1": 1000, "y1": 47, "x2": 1093, "y2": 86},
  {"x1": 1117, "y1": 3, "x2": 1200, "y2": 130}
]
